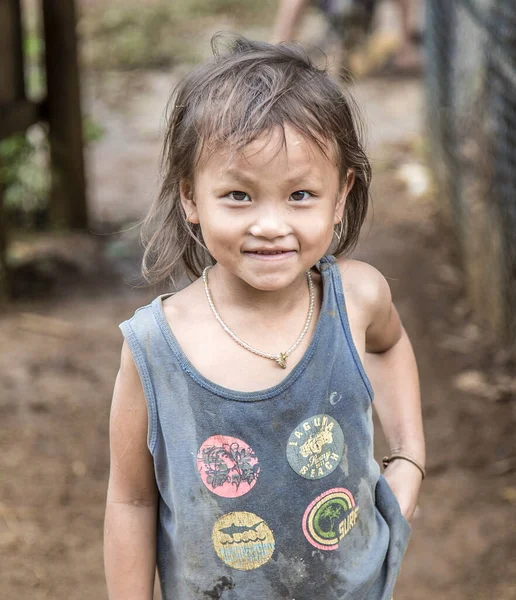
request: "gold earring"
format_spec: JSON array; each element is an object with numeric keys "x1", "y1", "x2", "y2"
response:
[{"x1": 334, "y1": 219, "x2": 344, "y2": 242}]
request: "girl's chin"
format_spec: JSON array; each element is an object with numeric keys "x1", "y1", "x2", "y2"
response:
[
  {"x1": 210, "y1": 257, "x2": 313, "y2": 290},
  {"x1": 242, "y1": 272, "x2": 307, "y2": 293}
]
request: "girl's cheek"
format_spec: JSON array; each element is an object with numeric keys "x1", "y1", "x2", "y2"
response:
[{"x1": 303, "y1": 214, "x2": 333, "y2": 236}]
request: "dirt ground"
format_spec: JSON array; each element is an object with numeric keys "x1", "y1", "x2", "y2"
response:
[{"x1": 2, "y1": 30, "x2": 516, "y2": 600}]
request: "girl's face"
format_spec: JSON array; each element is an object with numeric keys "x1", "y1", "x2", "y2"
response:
[{"x1": 181, "y1": 124, "x2": 352, "y2": 292}]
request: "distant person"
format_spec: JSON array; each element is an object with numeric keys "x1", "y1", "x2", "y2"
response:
[
  {"x1": 104, "y1": 36, "x2": 425, "y2": 600},
  {"x1": 272, "y1": 0, "x2": 422, "y2": 74}
]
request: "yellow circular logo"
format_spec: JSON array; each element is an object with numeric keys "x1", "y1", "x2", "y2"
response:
[{"x1": 212, "y1": 511, "x2": 275, "y2": 571}]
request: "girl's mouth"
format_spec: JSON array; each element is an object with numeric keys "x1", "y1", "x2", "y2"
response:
[{"x1": 244, "y1": 250, "x2": 296, "y2": 260}]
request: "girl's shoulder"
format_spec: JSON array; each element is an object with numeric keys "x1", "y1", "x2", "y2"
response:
[
  {"x1": 334, "y1": 257, "x2": 393, "y2": 323},
  {"x1": 335, "y1": 257, "x2": 389, "y2": 293},
  {"x1": 161, "y1": 276, "x2": 205, "y2": 322},
  {"x1": 160, "y1": 277, "x2": 219, "y2": 348}
]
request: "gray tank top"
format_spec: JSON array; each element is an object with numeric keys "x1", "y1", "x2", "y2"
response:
[{"x1": 120, "y1": 255, "x2": 411, "y2": 600}]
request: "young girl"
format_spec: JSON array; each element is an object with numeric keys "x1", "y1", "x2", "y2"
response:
[{"x1": 104, "y1": 36, "x2": 425, "y2": 600}]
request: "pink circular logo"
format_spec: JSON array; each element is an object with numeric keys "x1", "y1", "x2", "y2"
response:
[{"x1": 197, "y1": 435, "x2": 260, "y2": 498}]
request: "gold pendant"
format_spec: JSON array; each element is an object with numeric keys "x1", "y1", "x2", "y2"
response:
[{"x1": 275, "y1": 352, "x2": 287, "y2": 369}]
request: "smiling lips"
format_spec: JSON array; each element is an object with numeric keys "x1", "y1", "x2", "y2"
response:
[{"x1": 244, "y1": 249, "x2": 296, "y2": 259}]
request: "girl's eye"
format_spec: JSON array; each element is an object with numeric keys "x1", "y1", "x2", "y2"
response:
[
  {"x1": 290, "y1": 190, "x2": 311, "y2": 202},
  {"x1": 228, "y1": 191, "x2": 250, "y2": 202}
]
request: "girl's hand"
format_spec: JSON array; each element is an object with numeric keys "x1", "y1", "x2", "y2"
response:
[{"x1": 383, "y1": 458, "x2": 423, "y2": 522}]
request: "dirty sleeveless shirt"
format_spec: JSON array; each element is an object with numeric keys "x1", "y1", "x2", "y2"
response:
[{"x1": 120, "y1": 255, "x2": 411, "y2": 600}]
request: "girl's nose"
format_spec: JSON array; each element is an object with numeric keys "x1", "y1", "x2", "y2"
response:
[{"x1": 248, "y1": 207, "x2": 291, "y2": 239}]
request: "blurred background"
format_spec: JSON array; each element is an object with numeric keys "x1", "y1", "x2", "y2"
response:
[{"x1": 1, "y1": 1, "x2": 515, "y2": 598}]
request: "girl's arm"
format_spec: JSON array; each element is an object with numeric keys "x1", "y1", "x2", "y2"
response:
[
  {"x1": 365, "y1": 324, "x2": 424, "y2": 521},
  {"x1": 104, "y1": 341, "x2": 158, "y2": 600},
  {"x1": 344, "y1": 261, "x2": 425, "y2": 520}
]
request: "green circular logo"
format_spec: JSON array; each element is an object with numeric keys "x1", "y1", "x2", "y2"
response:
[{"x1": 303, "y1": 488, "x2": 359, "y2": 550}]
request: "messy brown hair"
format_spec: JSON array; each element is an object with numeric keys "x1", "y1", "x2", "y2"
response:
[{"x1": 141, "y1": 35, "x2": 371, "y2": 285}]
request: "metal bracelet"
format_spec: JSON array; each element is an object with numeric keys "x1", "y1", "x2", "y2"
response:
[{"x1": 382, "y1": 454, "x2": 426, "y2": 480}]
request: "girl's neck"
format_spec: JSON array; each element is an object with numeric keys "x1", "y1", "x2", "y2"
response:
[{"x1": 206, "y1": 264, "x2": 312, "y2": 320}]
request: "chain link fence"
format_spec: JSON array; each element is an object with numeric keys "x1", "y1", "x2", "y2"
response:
[{"x1": 426, "y1": 0, "x2": 516, "y2": 341}]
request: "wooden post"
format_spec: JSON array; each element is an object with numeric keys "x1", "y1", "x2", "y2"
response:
[
  {"x1": 0, "y1": 0, "x2": 25, "y2": 101},
  {"x1": 42, "y1": 0, "x2": 88, "y2": 229},
  {"x1": 0, "y1": 158, "x2": 9, "y2": 302},
  {"x1": 0, "y1": 0, "x2": 26, "y2": 300}
]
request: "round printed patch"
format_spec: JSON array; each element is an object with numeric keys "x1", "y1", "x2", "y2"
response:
[
  {"x1": 197, "y1": 435, "x2": 260, "y2": 498},
  {"x1": 302, "y1": 488, "x2": 359, "y2": 550},
  {"x1": 286, "y1": 414, "x2": 344, "y2": 479},
  {"x1": 212, "y1": 511, "x2": 275, "y2": 571}
]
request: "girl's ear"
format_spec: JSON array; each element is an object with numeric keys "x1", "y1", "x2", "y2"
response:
[
  {"x1": 334, "y1": 169, "x2": 355, "y2": 224},
  {"x1": 179, "y1": 179, "x2": 199, "y2": 224}
]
